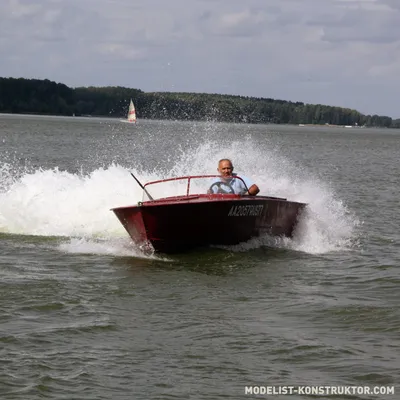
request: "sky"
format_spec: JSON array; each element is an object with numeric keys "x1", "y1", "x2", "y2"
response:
[{"x1": 1, "y1": 0, "x2": 400, "y2": 118}]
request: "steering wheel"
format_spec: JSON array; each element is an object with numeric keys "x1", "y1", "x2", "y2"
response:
[{"x1": 209, "y1": 181, "x2": 235, "y2": 194}]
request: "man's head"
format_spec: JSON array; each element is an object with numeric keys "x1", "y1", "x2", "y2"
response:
[{"x1": 217, "y1": 159, "x2": 233, "y2": 178}]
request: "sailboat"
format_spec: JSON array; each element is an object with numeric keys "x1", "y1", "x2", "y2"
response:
[{"x1": 121, "y1": 99, "x2": 137, "y2": 123}]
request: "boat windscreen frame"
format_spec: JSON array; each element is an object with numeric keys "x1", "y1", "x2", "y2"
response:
[{"x1": 142, "y1": 175, "x2": 250, "y2": 201}]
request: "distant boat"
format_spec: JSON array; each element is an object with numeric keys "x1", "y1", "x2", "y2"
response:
[{"x1": 121, "y1": 99, "x2": 137, "y2": 123}]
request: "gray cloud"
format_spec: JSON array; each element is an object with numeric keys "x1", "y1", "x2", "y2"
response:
[
  {"x1": 306, "y1": 4, "x2": 400, "y2": 44},
  {"x1": 1, "y1": 0, "x2": 400, "y2": 117}
]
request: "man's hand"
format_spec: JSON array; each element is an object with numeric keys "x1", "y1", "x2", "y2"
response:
[{"x1": 248, "y1": 184, "x2": 260, "y2": 196}]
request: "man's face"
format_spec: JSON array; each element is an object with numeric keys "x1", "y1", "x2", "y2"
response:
[{"x1": 218, "y1": 161, "x2": 233, "y2": 178}]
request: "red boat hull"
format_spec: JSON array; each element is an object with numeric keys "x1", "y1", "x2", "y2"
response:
[{"x1": 112, "y1": 194, "x2": 306, "y2": 253}]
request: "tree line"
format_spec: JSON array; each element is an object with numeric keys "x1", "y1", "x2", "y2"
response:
[{"x1": 1, "y1": 77, "x2": 398, "y2": 128}]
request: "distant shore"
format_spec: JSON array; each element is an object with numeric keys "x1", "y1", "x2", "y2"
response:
[
  {"x1": 1, "y1": 77, "x2": 399, "y2": 128},
  {"x1": 298, "y1": 123, "x2": 366, "y2": 128}
]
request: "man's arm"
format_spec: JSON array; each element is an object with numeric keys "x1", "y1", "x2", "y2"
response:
[{"x1": 247, "y1": 184, "x2": 260, "y2": 196}]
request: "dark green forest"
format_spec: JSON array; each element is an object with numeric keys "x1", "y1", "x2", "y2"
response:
[{"x1": 1, "y1": 77, "x2": 399, "y2": 128}]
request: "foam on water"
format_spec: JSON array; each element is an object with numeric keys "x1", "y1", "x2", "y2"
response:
[
  {"x1": 57, "y1": 237, "x2": 169, "y2": 261},
  {"x1": 0, "y1": 138, "x2": 360, "y2": 256}
]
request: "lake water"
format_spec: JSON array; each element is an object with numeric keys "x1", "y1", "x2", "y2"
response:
[{"x1": 1, "y1": 114, "x2": 399, "y2": 399}]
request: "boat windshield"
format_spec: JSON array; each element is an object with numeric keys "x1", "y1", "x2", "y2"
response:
[{"x1": 141, "y1": 175, "x2": 248, "y2": 201}]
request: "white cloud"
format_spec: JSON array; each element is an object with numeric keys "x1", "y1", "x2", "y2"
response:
[
  {"x1": 6, "y1": 0, "x2": 42, "y2": 17},
  {"x1": 0, "y1": 0, "x2": 399, "y2": 117}
]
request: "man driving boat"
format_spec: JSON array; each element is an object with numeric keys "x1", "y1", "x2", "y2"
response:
[{"x1": 208, "y1": 159, "x2": 260, "y2": 196}]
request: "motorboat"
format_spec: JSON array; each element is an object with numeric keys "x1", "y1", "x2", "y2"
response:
[{"x1": 111, "y1": 175, "x2": 307, "y2": 253}]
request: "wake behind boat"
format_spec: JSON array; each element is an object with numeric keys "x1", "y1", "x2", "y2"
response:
[
  {"x1": 120, "y1": 99, "x2": 137, "y2": 123},
  {"x1": 111, "y1": 175, "x2": 307, "y2": 253}
]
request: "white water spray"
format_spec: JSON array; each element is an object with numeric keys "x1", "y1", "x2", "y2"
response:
[{"x1": 0, "y1": 138, "x2": 359, "y2": 256}]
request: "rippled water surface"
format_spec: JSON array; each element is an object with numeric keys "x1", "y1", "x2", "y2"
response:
[{"x1": 1, "y1": 114, "x2": 399, "y2": 399}]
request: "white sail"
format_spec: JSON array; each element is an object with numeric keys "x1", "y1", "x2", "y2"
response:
[{"x1": 127, "y1": 99, "x2": 137, "y2": 123}]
